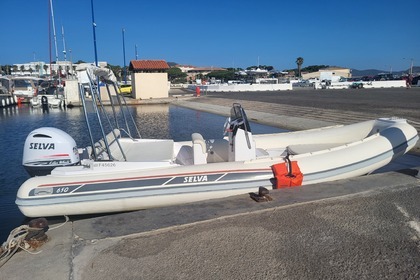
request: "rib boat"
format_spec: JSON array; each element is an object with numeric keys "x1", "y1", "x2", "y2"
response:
[{"x1": 15, "y1": 68, "x2": 419, "y2": 218}]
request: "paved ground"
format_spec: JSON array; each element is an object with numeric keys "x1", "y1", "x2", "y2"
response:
[{"x1": 1, "y1": 88, "x2": 419, "y2": 280}]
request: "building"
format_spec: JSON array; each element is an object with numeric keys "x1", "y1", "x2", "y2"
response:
[
  {"x1": 302, "y1": 67, "x2": 351, "y2": 80},
  {"x1": 176, "y1": 65, "x2": 226, "y2": 83},
  {"x1": 12, "y1": 61, "x2": 108, "y2": 78},
  {"x1": 129, "y1": 60, "x2": 170, "y2": 99}
]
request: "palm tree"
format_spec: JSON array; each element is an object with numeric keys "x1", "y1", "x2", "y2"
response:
[
  {"x1": 296, "y1": 57, "x2": 304, "y2": 78},
  {"x1": 20, "y1": 65, "x2": 25, "y2": 75},
  {"x1": 43, "y1": 64, "x2": 48, "y2": 75}
]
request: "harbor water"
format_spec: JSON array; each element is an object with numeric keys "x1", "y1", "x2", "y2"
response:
[{"x1": 0, "y1": 104, "x2": 285, "y2": 242}]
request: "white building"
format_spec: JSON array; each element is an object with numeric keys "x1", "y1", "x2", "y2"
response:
[
  {"x1": 11, "y1": 61, "x2": 108, "y2": 78},
  {"x1": 302, "y1": 67, "x2": 351, "y2": 81}
]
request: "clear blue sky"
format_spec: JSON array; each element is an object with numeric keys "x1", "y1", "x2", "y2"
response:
[{"x1": 1, "y1": 0, "x2": 419, "y2": 71}]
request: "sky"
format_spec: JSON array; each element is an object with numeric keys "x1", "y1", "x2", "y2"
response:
[{"x1": 1, "y1": 0, "x2": 419, "y2": 71}]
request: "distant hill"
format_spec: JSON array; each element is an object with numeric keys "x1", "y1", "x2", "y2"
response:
[
  {"x1": 352, "y1": 66, "x2": 419, "y2": 77},
  {"x1": 351, "y1": 69, "x2": 384, "y2": 77}
]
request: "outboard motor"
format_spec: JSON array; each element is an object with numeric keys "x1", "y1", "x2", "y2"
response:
[
  {"x1": 41, "y1": 95, "x2": 49, "y2": 113},
  {"x1": 23, "y1": 127, "x2": 80, "y2": 176}
]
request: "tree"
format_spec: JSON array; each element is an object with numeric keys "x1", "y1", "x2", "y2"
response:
[
  {"x1": 296, "y1": 57, "x2": 304, "y2": 78},
  {"x1": 20, "y1": 65, "x2": 25, "y2": 74},
  {"x1": 207, "y1": 70, "x2": 235, "y2": 82},
  {"x1": 12, "y1": 65, "x2": 18, "y2": 74},
  {"x1": 29, "y1": 67, "x2": 33, "y2": 75},
  {"x1": 166, "y1": 67, "x2": 187, "y2": 82},
  {"x1": 107, "y1": 64, "x2": 122, "y2": 81},
  {"x1": 43, "y1": 64, "x2": 49, "y2": 75},
  {"x1": 302, "y1": 65, "x2": 328, "y2": 73},
  {"x1": 2, "y1": 65, "x2": 12, "y2": 75}
]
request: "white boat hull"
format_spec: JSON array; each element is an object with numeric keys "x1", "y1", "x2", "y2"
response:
[{"x1": 16, "y1": 117, "x2": 418, "y2": 218}]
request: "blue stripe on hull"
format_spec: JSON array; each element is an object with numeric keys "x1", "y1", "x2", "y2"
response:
[{"x1": 19, "y1": 171, "x2": 274, "y2": 207}]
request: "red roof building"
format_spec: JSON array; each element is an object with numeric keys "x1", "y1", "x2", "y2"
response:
[
  {"x1": 129, "y1": 60, "x2": 169, "y2": 99},
  {"x1": 129, "y1": 60, "x2": 169, "y2": 73}
]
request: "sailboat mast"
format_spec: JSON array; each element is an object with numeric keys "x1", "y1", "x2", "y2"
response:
[
  {"x1": 49, "y1": 0, "x2": 59, "y2": 64},
  {"x1": 48, "y1": 0, "x2": 52, "y2": 79},
  {"x1": 61, "y1": 25, "x2": 67, "y2": 61}
]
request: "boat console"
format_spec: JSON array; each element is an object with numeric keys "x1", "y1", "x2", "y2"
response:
[{"x1": 225, "y1": 103, "x2": 256, "y2": 162}]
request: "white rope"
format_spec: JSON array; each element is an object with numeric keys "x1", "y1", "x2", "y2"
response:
[
  {"x1": 49, "y1": 215, "x2": 69, "y2": 230},
  {"x1": 0, "y1": 225, "x2": 31, "y2": 268},
  {"x1": 0, "y1": 215, "x2": 69, "y2": 268}
]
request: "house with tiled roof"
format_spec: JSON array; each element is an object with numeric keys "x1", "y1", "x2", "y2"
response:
[{"x1": 129, "y1": 60, "x2": 170, "y2": 99}]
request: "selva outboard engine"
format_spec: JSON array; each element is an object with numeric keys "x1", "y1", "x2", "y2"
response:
[{"x1": 23, "y1": 127, "x2": 80, "y2": 176}]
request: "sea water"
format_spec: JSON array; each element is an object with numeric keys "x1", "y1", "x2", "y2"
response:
[{"x1": 0, "y1": 104, "x2": 285, "y2": 241}]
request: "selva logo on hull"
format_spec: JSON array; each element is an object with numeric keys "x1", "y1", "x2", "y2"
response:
[{"x1": 183, "y1": 175, "x2": 208, "y2": 183}]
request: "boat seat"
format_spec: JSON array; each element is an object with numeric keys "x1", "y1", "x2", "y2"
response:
[
  {"x1": 192, "y1": 133, "x2": 207, "y2": 164},
  {"x1": 287, "y1": 143, "x2": 345, "y2": 155},
  {"x1": 175, "y1": 145, "x2": 194, "y2": 165}
]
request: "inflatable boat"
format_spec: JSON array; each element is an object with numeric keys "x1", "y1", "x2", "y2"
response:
[{"x1": 15, "y1": 69, "x2": 419, "y2": 218}]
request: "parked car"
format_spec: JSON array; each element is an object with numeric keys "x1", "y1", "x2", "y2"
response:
[
  {"x1": 373, "y1": 73, "x2": 396, "y2": 81},
  {"x1": 119, "y1": 84, "x2": 132, "y2": 94},
  {"x1": 411, "y1": 75, "x2": 420, "y2": 86}
]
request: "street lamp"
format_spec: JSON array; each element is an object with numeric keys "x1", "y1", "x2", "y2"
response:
[
  {"x1": 122, "y1": 28, "x2": 127, "y2": 84},
  {"x1": 403, "y1": 58, "x2": 414, "y2": 75},
  {"x1": 410, "y1": 59, "x2": 413, "y2": 75},
  {"x1": 69, "y1": 49, "x2": 73, "y2": 78},
  {"x1": 135, "y1": 44, "x2": 138, "y2": 60}
]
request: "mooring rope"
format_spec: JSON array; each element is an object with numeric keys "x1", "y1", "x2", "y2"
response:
[{"x1": 0, "y1": 216, "x2": 69, "y2": 268}]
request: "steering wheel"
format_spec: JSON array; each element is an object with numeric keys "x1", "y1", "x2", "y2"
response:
[{"x1": 223, "y1": 117, "x2": 231, "y2": 135}]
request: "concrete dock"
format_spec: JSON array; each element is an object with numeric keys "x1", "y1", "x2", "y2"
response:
[{"x1": 1, "y1": 88, "x2": 419, "y2": 279}]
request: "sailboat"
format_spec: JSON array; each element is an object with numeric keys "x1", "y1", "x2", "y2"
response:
[{"x1": 30, "y1": 0, "x2": 64, "y2": 109}]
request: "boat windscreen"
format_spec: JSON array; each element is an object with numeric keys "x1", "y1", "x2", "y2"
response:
[{"x1": 230, "y1": 103, "x2": 251, "y2": 132}]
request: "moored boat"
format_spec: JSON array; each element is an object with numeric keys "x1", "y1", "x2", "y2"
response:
[
  {"x1": 15, "y1": 68, "x2": 419, "y2": 218},
  {"x1": 30, "y1": 80, "x2": 65, "y2": 108}
]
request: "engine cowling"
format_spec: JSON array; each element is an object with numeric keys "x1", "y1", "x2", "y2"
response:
[{"x1": 23, "y1": 127, "x2": 80, "y2": 176}]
